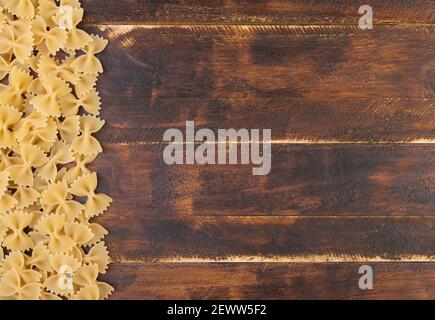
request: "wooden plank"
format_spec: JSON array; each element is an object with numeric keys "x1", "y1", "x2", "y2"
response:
[
  {"x1": 102, "y1": 262, "x2": 435, "y2": 299},
  {"x1": 97, "y1": 213, "x2": 434, "y2": 261},
  {"x1": 81, "y1": 0, "x2": 435, "y2": 25},
  {"x1": 96, "y1": 97, "x2": 435, "y2": 144},
  {"x1": 88, "y1": 25, "x2": 434, "y2": 99},
  {"x1": 92, "y1": 143, "x2": 435, "y2": 217}
]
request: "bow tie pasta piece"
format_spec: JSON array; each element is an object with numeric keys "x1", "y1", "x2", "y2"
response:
[
  {"x1": 81, "y1": 221, "x2": 107, "y2": 248},
  {"x1": 37, "y1": 140, "x2": 74, "y2": 182},
  {"x1": 71, "y1": 115, "x2": 104, "y2": 155},
  {"x1": 34, "y1": 213, "x2": 75, "y2": 253},
  {"x1": 0, "y1": 191, "x2": 18, "y2": 212},
  {"x1": 0, "y1": 56, "x2": 10, "y2": 80},
  {"x1": 63, "y1": 152, "x2": 96, "y2": 184},
  {"x1": 0, "y1": 269, "x2": 41, "y2": 300},
  {"x1": 0, "y1": 105, "x2": 22, "y2": 149},
  {"x1": 53, "y1": 5, "x2": 91, "y2": 50},
  {"x1": 13, "y1": 186, "x2": 40, "y2": 209},
  {"x1": 0, "y1": 25, "x2": 33, "y2": 64},
  {"x1": 70, "y1": 172, "x2": 112, "y2": 218},
  {"x1": 27, "y1": 77, "x2": 43, "y2": 95},
  {"x1": 38, "y1": 55, "x2": 78, "y2": 85},
  {"x1": 9, "y1": 18, "x2": 32, "y2": 35},
  {"x1": 74, "y1": 72, "x2": 97, "y2": 97},
  {"x1": 37, "y1": 0, "x2": 58, "y2": 28},
  {"x1": 71, "y1": 35, "x2": 108, "y2": 74},
  {"x1": 29, "y1": 242, "x2": 52, "y2": 272},
  {"x1": 43, "y1": 252, "x2": 80, "y2": 297},
  {"x1": 12, "y1": 110, "x2": 46, "y2": 143},
  {"x1": 0, "y1": 59, "x2": 34, "y2": 84},
  {"x1": 64, "y1": 221, "x2": 93, "y2": 245},
  {"x1": 32, "y1": 15, "x2": 68, "y2": 55},
  {"x1": 19, "y1": 117, "x2": 58, "y2": 152},
  {"x1": 0, "y1": 251, "x2": 41, "y2": 283},
  {"x1": 0, "y1": 67, "x2": 32, "y2": 108},
  {"x1": 83, "y1": 241, "x2": 110, "y2": 274},
  {"x1": 60, "y1": 89, "x2": 101, "y2": 116},
  {"x1": 7, "y1": 144, "x2": 47, "y2": 186},
  {"x1": 3, "y1": 0, "x2": 35, "y2": 19},
  {"x1": 58, "y1": 115, "x2": 79, "y2": 145},
  {"x1": 0, "y1": 149, "x2": 22, "y2": 169},
  {"x1": 35, "y1": 214, "x2": 94, "y2": 253},
  {"x1": 30, "y1": 75, "x2": 71, "y2": 117},
  {"x1": 40, "y1": 180, "x2": 84, "y2": 220},
  {"x1": 73, "y1": 263, "x2": 113, "y2": 300},
  {"x1": 0, "y1": 211, "x2": 34, "y2": 251},
  {"x1": 0, "y1": 54, "x2": 23, "y2": 80}
]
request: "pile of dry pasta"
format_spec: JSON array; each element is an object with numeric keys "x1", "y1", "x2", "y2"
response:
[{"x1": 0, "y1": 0, "x2": 113, "y2": 300}]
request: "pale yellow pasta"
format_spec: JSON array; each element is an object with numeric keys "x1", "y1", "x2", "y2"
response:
[
  {"x1": 3, "y1": 0, "x2": 35, "y2": 19},
  {"x1": 58, "y1": 115, "x2": 79, "y2": 145},
  {"x1": 63, "y1": 152, "x2": 96, "y2": 183},
  {"x1": 0, "y1": 269, "x2": 41, "y2": 300},
  {"x1": 13, "y1": 186, "x2": 40, "y2": 209},
  {"x1": 74, "y1": 72, "x2": 97, "y2": 97},
  {"x1": 0, "y1": 25, "x2": 33, "y2": 63},
  {"x1": 71, "y1": 35, "x2": 108, "y2": 74},
  {"x1": 36, "y1": 141, "x2": 74, "y2": 182},
  {"x1": 7, "y1": 144, "x2": 48, "y2": 186},
  {"x1": 0, "y1": 0, "x2": 112, "y2": 300},
  {"x1": 72, "y1": 263, "x2": 112, "y2": 300},
  {"x1": 30, "y1": 74, "x2": 71, "y2": 117},
  {"x1": 37, "y1": 0, "x2": 58, "y2": 27},
  {"x1": 0, "y1": 211, "x2": 34, "y2": 251},
  {"x1": 0, "y1": 7, "x2": 6, "y2": 33},
  {"x1": 70, "y1": 172, "x2": 112, "y2": 218},
  {"x1": 71, "y1": 115, "x2": 105, "y2": 155},
  {"x1": 53, "y1": 5, "x2": 91, "y2": 50},
  {"x1": 61, "y1": 89, "x2": 101, "y2": 116},
  {"x1": 82, "y1": 221, "x2": 107, "y2": 247},
  {"x1": 35, "y1": 213, "x2": 76, "y2": 253},
  {"x1": 40, "y1": 180, "x2": 83, "y2": 220},
  {"x1": 43, "y1": 252, "x2": 80, "y2": 296},
  {"x1": 0, "y1": 105, "x2": 22, "y2": 148},
  {"x1": 0, "y1": 170, "x2": 9, "y2": 196},
  {"x1": 32, "y1": 15, "x2": 67, "y2": 55},
  {"x1": 0, "y1": 67, "x2": 32, "y2": 108},
  {"x1": 83, "y1": 241, "x2": 109, "y2": 274},
  {"x1": 38, "y1": 55, "x2": 78, "y2": 85}
]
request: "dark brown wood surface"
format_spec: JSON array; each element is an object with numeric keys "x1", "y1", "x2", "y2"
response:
[
  {"x1": 102, "y1": 263, "x2": 435, "y2": 300},
  {"x1": 93, "y1": 144, "x2": 435, "y2": 217},
  {"x1": 81, "y1": 0, "x2": 435, "y2": 25},
  {"x1": 82, "y1": 1, "x2": 435, "y2": 299}
]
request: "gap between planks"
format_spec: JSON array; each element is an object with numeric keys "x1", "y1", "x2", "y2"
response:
[
  {"x1": 110, "y1": 140, "x2": 435, "y2": 146},
  {"x1": 93, "y1": 23, "x2": 435, "y2": 37},
  {"x1": 83, "y1": 22, "x2": 435, "y2": 27},
  {"x1": 113, "y1": 255, "x2": 435, "y2": 264}
]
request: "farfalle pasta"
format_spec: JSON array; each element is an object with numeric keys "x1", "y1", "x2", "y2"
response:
[{"x1": 0, "y1": 0, "x2": 112, "y2": 300}]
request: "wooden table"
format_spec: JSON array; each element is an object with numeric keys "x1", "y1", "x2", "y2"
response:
[{"x1": 81, "y1": 0, "x2": 435, "y2": 299}]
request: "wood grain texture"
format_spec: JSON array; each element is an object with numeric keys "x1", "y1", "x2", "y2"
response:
[
  {"x1": 99, "y1": 214, "x2": 434, "y2": 261},
  {"x1": 96, "y1": 97, "x2": 435, "y2": 143},
  {"x1": 81, "y1": 0, "x2": 435, "y2": 25},
  {"x1": 88, "y1": 25, "x2": 434, "y2": 99},
  {"x1": 79, "y1": 1, "x2": 435, "y2": 299},
  {"x1": 92, "y1": 143, "x2": 435, "y2": 217},
  {"x1": 102, "y1": 262, "x2": 435, "y2": 299}
]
